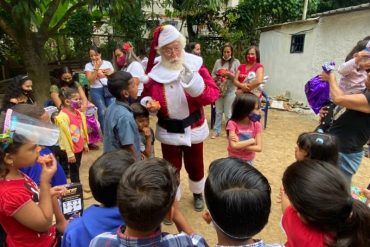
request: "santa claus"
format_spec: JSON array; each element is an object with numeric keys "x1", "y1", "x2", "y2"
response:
[{"x1": 141, "y1": 25, "x2": 219, "y2": 211}]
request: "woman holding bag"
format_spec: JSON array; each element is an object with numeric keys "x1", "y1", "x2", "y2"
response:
[
  {"x1": 85, "y1": 46, "x2": 114, "y2": 132},
  {"x1": 211, "y1": 43, "x2": 240, "y2": 139}
]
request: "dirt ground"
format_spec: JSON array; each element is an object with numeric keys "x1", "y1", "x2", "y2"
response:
[{"x1": 80, "y1": 107, "x2": 370, "y2": 246}]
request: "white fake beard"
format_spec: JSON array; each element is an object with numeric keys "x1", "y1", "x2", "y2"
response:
[{"x1": 161, "y1": 53, "x2": 184, "y2": 71}]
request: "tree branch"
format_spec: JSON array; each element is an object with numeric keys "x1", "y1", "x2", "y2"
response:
[
  {"x1": 0, "y1": 0, "x2": 12, "y2": 13},
  {"x1": 39, "y1": 0, "x2": 61, "y2": 37},
  {"x1": 0, "y1": 15, "x2": 19, "y2": 45},
  {"x1": 48, "y1": 1, "x2": 87, "y2": 36}
]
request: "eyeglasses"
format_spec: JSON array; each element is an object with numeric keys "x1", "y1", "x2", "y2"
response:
[{"x1": 162, "y1": 46, "x2": 182, "y2": 55}]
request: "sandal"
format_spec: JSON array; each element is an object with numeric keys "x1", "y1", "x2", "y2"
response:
[{"x1": 211, "y1": 133, "x2": 220, "y2": 139}]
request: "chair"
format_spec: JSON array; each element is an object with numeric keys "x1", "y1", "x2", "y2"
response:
[{"x1": 261, "y1": 90, "x2": 269, "y2": 129}]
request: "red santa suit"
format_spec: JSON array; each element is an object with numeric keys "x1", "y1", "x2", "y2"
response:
[{"x1": 142, "y1": 50, "x2": 219, "y2": 195}]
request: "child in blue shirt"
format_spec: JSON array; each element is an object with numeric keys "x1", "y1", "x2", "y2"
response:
[
  {"x1": 62, "y1": 150, "x2": 135, "y2": 247},
  {"x1": 90, "y1": 158, "x2": 208, "y2": 247},
  {"x1": 103, "y1": 71, "x2": 141, "y2": 160}
]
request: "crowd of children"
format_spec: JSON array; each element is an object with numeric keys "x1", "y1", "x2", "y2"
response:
[{"x1": 1, "y1": 31, "x2": 370, "y2": 247}]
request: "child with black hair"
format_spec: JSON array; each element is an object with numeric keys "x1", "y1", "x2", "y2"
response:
[
  {"x1": 62, "y1": 150, "x2": 135, "y2": 247},
  {"x1": 226, "y1": 94, "x2": 262, "y2": 165},
  {"x1": 130, "y1": 103, "x2": 155, "y2": 159},
  {"x1": 280, "y1": 160, "x2": 370, "y2": 247},
  {"x1": 203, "y1": 157, "x2": 282, "y2": 247},
  {"x1": 90, "y1": 158, "x2": 208, "y2": 247},
  {"x1": 54, "y1": 87, "x2": 89, "y2": 183},
  {"x1": 295, "y1": 132, "x2": 339, "y2": 166},
  {"x1": 103, "y1": 71, "x2": 141, "y2": 160},
  {"x1": 0, "y1": 111, "x2": 67, "y2": 247}
]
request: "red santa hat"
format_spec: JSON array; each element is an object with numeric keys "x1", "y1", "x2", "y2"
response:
[{"x1": 145, "y1": 25, "x2": 181, "y2": 74}]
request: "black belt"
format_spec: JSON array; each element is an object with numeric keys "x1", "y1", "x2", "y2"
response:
[{"x1": 158, "y1": 110, "x2": 201, "y2": 134}]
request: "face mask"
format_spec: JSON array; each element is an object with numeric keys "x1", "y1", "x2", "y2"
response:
[
  {"x1": 249, "y1": 112, "x2": 261, "y2": 122},
  {"x1": 222, "y1": 56, "x2": 231, "y2": 61},
  {"x1": 70, "y1": 100, "x2": 81, "y2": 110},
  {"x1": 23, "y1": 90, "x2": 32, "y2": 96},
  {"x1": 246, "y1": 55, "x2": 256, "y2": 64},
  {"x1": 61, "y1": 80, "x2": 72, "y2": 85},
  {"x1": 116, "y1": 55, "x2": 126, "y2": 67}
]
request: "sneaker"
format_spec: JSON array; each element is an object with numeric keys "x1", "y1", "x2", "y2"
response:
[{"x1": 193, "y1": 193, "x2": 204, "y2": 211}]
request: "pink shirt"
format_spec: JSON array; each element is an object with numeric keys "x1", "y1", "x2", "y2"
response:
[
  {"x1": 338, "y1": 58, "x2": 367, "y2": 95},
  {"x1": 62, "y1": 109, "x2": 85, "y2": 153},
  {"x1": 226, "y1": 120, "x2": 262, "y2": 161}
]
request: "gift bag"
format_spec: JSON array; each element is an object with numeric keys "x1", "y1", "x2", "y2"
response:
[{"x1": 305, "y1": 75, "x2": 330, "y2": 114}]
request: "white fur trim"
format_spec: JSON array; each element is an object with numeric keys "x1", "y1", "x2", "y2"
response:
[
  {"x1": 165, "y1": 82, "x2": 189, "y2": 119},
  {"x1": 189, "y1": 177, "x2": 205, "y2": 194},
  {"x1": 158, "y1": 25, "x2": 181, "y2": 48},
  {"x1": 175, "y1": 186, "x2": 182, "y2": 201},
  {"x1": 180, "y1": 72, "x2": 205, "y2": 97},
  {"x1": 140, "y1": 96, "x2": 153, "y2": 107},
  {"x1": 155, "y1": 120, "x2": 209, "y2": 146},
  {"x1": 148, "y1": 53, "x2": 203, "y2": 84}
]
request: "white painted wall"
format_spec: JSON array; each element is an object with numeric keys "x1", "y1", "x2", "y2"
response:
[{"x1": 259, "y1": 9, "x2": 370, "y2": 103}]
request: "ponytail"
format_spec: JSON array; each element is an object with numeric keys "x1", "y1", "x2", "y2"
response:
[{"x1": 332, "y1": 200, "x2": 370, "y2": 247}]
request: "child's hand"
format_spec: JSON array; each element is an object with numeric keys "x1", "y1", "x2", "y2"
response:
[
  {"x1": 146, "y1": 100, "x2": 161, "y2": 112},
  {"x1": 361, "y1": 188, "x2": 370, "y2": 201},
  {"x1": 68, "y1": 156, "x2": 76, "y2": 164},
  {"x1": 142, "y1": 127, "x2": 151, "y2": 138},
  {"x1": 83, "y1": 146, "x2": 89, "y2": 153},
  {"x1": 40, "y1": 154, "x2": 57, "y2": 183},
  {"x1": 50, "y1": 186, "x2": 67, "y2": 198}
]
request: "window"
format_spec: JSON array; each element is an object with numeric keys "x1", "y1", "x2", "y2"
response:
[{"x1": 290, "y1": 34, "x2": 305, "y2": 53}]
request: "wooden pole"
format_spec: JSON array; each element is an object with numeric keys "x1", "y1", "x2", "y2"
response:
[{"x1": 303, "y1": 0, "x2": 309, "y2": 20}]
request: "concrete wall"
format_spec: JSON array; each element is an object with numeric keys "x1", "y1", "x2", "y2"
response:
[{"x1": 259, "y1": 9, "x2": 370, "y2": 103}]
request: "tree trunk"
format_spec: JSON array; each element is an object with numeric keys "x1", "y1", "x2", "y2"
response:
[{"x1": 20, "y1": 33, "x2": 51, "y2": 104}]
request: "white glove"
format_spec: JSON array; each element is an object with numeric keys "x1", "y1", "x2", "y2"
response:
[{"x1": 179, "y1": 64, "x2": 194, "y2": 85}]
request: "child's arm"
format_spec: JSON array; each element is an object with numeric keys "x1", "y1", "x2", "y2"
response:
[
  {"x1": 49, "y1": 186, "x2": 68, "y2": 233},
  {"x1": 228, "y1": 131, "x2": 256, "y2": 150},
  {"x1": 13, "y1": 156, "x2": 57, "y2": 232},
  {"x1": 172, "y1": 201, "x2": 194, "y2": 235},
  {"x1": 142, "y1": 127, "x2": 152, "y2": 158},
  {"x1": 244, "y1": 132, "x2": 262, "y2": 152}
]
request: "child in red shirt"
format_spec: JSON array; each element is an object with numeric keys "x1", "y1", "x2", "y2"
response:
[
  {"x1": 280, "y1": 160, "x2": 370, "y2": 247},
  {"x1": 0, "y1": 110, "x2": 67, "y2": 247}
]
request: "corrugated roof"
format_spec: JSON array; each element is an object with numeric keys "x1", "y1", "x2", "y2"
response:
[
  {"x1": 258, "y1": 18, "x2": 319, "y2": 32},
  {"x1": 259, "y1": 3, "x2": 370, "y2": 31},
  {"x1": 311, "y1": 3, "x2": 370, "y2": 17}
]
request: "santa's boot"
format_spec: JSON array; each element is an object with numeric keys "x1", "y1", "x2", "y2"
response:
[{"x1": 193, "y1": 193, "x2": 204, "y2": 211}]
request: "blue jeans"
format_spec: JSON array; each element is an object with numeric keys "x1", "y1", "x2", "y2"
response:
[
  {"x1": 213, "y1": 93, "x2": 235, "y2": 135},
  {"x1": 89, "y1": 87, "x2": 115, "y2": 132},
  {"x1": 339, "y1": 151, "x2": 364, "y2": 181}
]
